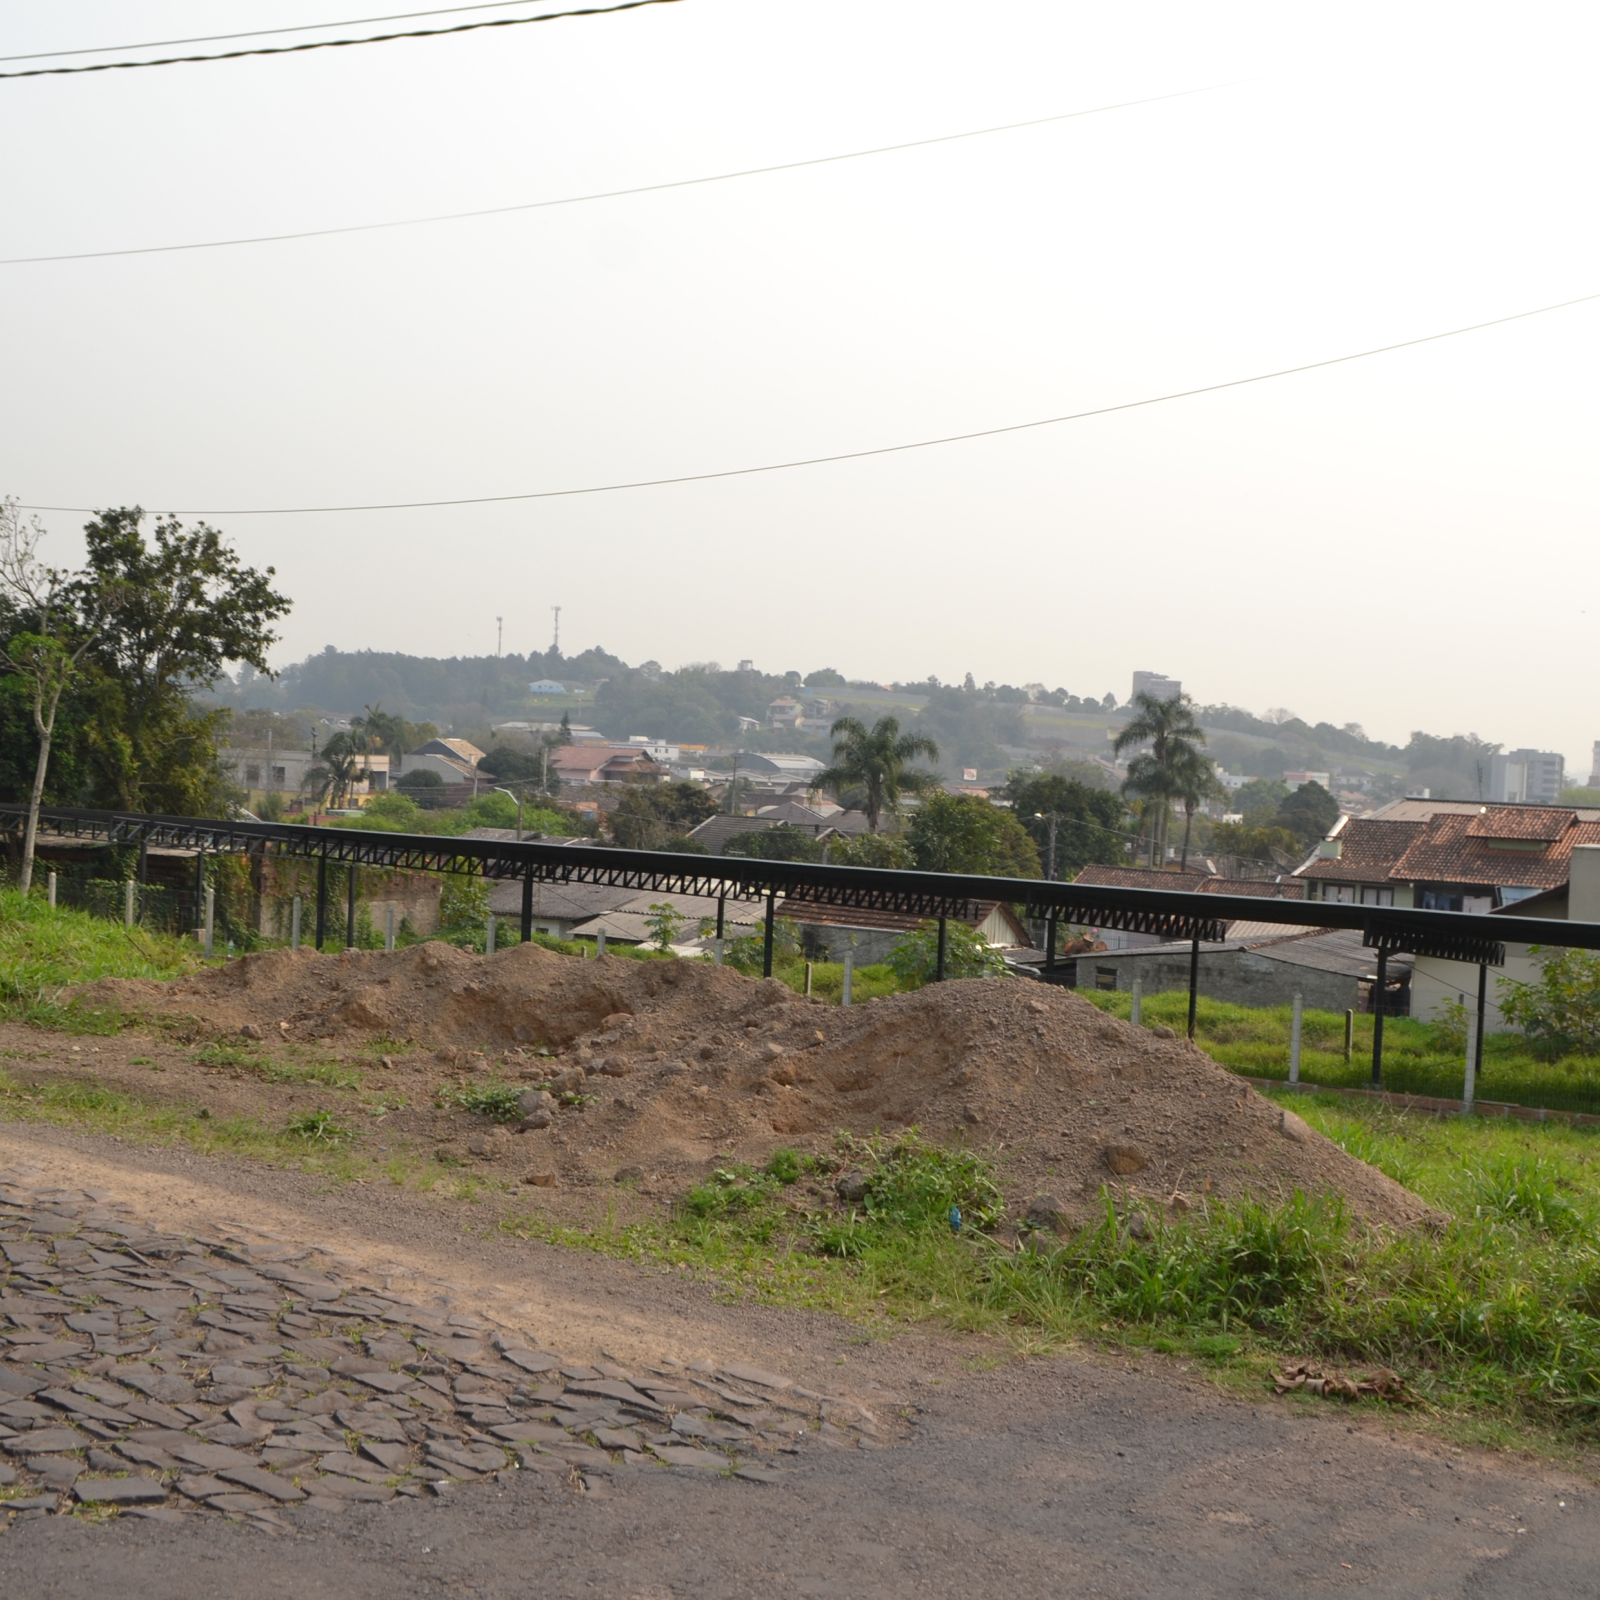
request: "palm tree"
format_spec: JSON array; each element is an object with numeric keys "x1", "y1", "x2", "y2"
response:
[
  {"x1": 1169, "y1": 745, "x2": 1227, "y2": 871},
  {"x1": 817, "y1": 716, "x2": 939, "y2": 832},
  {"x1": 1113, "y1": 692, "x2": 1206, "y2": 867}
]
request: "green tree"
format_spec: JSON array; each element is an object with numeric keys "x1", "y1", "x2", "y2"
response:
[
  {"x1": 1209, "y1": 822, "x2": 1301, "y2": 866},
  {"x1": 1169, "y1": 746, "x2": 1228, "y2": 871},
  {"x1": 608, "y1": 780, "x2": 719, "y2": 850},
  {"x1": 1275, "y1": 780, "x2": 1340, "y2": 848},
  {"x1": 908, "y1": 793, "x2": 1042, "y2": 878},
  {"x1": 827, "y1": 832, "x2": 915, "y2": 868},
  {"x1": 643, "y1": 902, "x2": 689, "y2": 951},
  {"x1": 1001, "y1": 771, "x2": 1128, "y2": 880},
  {"x1": 1113, "y1": 691, "x2": 1207, "y2": 867},
  {"x1": 350, "y1": 702, "x2": 435, "y2": 757},
  {"x1": 71, "y1": 508, "x2": 290, "y2": 813},
  {"x1": 817, "y1": 715, "x2": 939, "y2": 832},
  {"x1": 0, "y1": 499, "x2": 118, "y2": 892},
  {"x1": 886, "y1": 919, "x2": 1007, "y2": 985},
  {"x1": 1234, "y1": 777, "x2": 1291, "y2": 826},
  {"x1": 1500, "y1": 947, "x2": 1600, "y2": 1058},
  {"x1": 395, "y1": 768, "x2": 448, "y2": 807},
  {"x1": 723, "y1": 824, "x2": 827, "y2": 863}
]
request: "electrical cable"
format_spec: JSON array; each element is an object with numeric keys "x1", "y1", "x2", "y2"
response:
[
  {"x1": 0, "y1": 0, "x2": 683, "y2": 80},
  {"x1": 0, "y1": 2, "x2": 552, "y2": 63},
  {"x1": 0, "y1": 81, "x2": 1250, "y2": 266},
  {"x1": 20, "y1": 288, "x2": 1598, "y2": 518}
]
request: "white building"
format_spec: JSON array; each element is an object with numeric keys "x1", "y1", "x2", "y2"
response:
[
  {"x1": 1489, "y1": 749, "x2": 1565, "y2": 805},
  {"x1": 1131, "y1": 670, "x2": 1182, "y2": 702}
]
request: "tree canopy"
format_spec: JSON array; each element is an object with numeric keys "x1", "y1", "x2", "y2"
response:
[
  {"x1": 818, "y1": 716, "x2": 939, "y2": 832},
  {"x1": 1001, "y1": 771, "x2": 1129, "y2": 879},
  {"x1": 908, "y1": 793, "x2": 1041, "y2": 878}
]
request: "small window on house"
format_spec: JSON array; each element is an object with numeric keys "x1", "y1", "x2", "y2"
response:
[
  {"x1": 244, "y1": 764, "x2": 261, "y2": 785},
  {"x1": 1360, "y1": 886, "x2": 1393, "y2": 907},
  {"x1": 1095, "y1": 966, "x2": 1117, "y2": 991},
  {"x1": 271, "y1": 766, "x2": 286, "y2": 787}
]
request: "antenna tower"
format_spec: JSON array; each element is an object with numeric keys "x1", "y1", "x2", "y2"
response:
[{"x1": 551, "y1": 605, "x2": 561, "y2": 654}]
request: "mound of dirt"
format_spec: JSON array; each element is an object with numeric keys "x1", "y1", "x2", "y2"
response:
[{"x1": 73, "y1": 944, "x2": 1436, "y2": 1230}]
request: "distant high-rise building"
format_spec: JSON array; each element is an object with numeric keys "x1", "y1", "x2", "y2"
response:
[
  {"x1": 1489, "y1": 749, "x2": 1565, "y2": 805},
  {"x1": 1589, "y1": 741, "x2": 1600, "y2": 788},
  {"x1": 1131, "y1": 670, "x2": 1182, "y2": 703}
]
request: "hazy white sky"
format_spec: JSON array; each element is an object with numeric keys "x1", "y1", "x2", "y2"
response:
[{"x1": 3, "y1": 2, "x2": 1598, "y2": 767}]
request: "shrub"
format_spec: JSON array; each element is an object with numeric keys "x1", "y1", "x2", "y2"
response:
[
  {"x1": 885, "y1": 920, "x2": 1007, "y2": 986},
  {"x1": 1499, "y1": 947, "x2": 1600, "y2": 1057}
]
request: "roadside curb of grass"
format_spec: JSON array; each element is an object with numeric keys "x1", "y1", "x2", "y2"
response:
[{"x1": 1251, "y1": 1077, "x2": 1600, "y2": 1129}]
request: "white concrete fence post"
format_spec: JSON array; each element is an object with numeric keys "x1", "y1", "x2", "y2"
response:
[
  {"x1": 1463, "y1": 1004, "x2": 1478, "y2": 1114},
  {"x1": 596, "y1": 927, "x2": 607, "y2": 957},
  {"x1": 1289, "y1": 992, "x2": 1303, "y2": 1085},
  {"x1": 385, "y1": 907, "x2": 396, "y2": 951},
  {"x1": 485, "y1": 914, "x2": 496, "y2": 955},
  {"x1": 291, "y1": 895, "x2": 302, "y2": 951},
  {"x1": 1129, "y1": 979, "x2": 1142, "y2": 1027},
  {"x1": 47, "y1": 871, "x2": 56, "y2": 909},
  {"x1": 841, "y1": 946, "x2": 855, "y2": 1007},
  {"x1": 124, "y1": 879, "x2": 136, "y2": 927},
  {"x1": 203, "y1": 885, "x2": 215, "y2": 959}
]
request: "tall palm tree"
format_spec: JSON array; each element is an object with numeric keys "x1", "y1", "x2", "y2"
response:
[
  {"x1": 818, "y1": 716, "x2": 939, "y2": 832},
  {"x1": 1113, "y1": 692, "x2": 1206, "y2": 867},
  {"x1": 1169, "y1": 744, "x2": 1227, "y2": 871}
]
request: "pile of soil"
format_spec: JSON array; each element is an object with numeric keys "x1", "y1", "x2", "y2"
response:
[{"x1": 74, "y1": 943, "x2": 1435, "y2": 1229}]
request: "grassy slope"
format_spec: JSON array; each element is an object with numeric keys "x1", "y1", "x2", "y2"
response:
[{"x1": 0, "y1": 888, "x2": 199, "y2": 1029}]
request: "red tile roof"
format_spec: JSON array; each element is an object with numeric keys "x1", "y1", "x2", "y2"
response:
[
  {"x1": 1301, "y1": 808, "x2": 1600, "y2": 892},
  {"x1": 1296, "y1": 820, "x2": 1425, "y2": 883},
  {"x1": 1464, "y1": 807, "x2": 1576, "y2": 841},
  {"x1": 1197, "y1": 877, "x2": 1307, "y2": 900},
  {"x1": 1072, "y1": 864, "x2": 1214, "y2": 890}
]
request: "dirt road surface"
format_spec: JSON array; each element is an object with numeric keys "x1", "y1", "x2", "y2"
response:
[{"x1": 0, "y1": 1120, "x2": 1592, "y2": 1599}]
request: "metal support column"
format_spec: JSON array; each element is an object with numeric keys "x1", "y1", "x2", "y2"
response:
[
  {"x1": 716, "y1": 894, "x2": 725, "y2": 941},
  {"x1": 936, "y1": 917, "x2": 948, "y2": 982},
  {"x1": 1187, "y1": 937, "x2": 1200, "y2": 1039},
  {"x1": 762, "y1": 889, "x2": 776, "y2": 978},
  {"x1": 315, "y1": 854, "x2": 328, "y2": 951},
  {"x1": 346, "y1": 863, "x2": 358, "y2": 949},
  {"x1": 1371, "y1": 947, "x2": 1388, "y2": 1084},
  {"x1": 521, "y1": 874, "x2": 534, "y2": 943}
]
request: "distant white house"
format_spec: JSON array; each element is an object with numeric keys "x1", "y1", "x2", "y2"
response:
[{"x1": 528, "y1": 680, "x2": 567, "y2": 695}]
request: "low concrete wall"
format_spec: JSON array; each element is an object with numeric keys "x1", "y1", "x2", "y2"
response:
[{"x1": 1065, "y1": 946, "x2": 1364, "y2": 1014}]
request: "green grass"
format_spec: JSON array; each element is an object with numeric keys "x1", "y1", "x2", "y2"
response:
[
  {"x1": 0, "y1": 1065, "x2": 359, "y2": 1175},
  {"x1": 722, "y1": 952, "x2": 903, "y2": 1005},
  {"x1": 500, "y1": 1117, "x2": 1600, "y2": 1453},
  {"x1": 0, "y1": 887, "x2": 199, "y2": 1030},
  {"x1": 1082, "y1": 989, "x2": 1600, "y2": 1115}
]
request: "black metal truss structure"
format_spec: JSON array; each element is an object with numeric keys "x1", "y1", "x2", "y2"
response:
[
  {"x1": 1363, "y1": 926, "x2": 1507, "y2": 968},
  {"x1": 4, "y1": 803, "x2": 1597, "y2": 959}
]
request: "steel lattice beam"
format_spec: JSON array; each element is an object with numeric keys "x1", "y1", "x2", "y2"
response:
[{"x1": 4, "y1": 802, "x2": 1600, "y2": 955}]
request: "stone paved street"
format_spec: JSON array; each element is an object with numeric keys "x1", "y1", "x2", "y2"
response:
[
  {"x1": 0, "y1": 1166, "x2": 874, "y2": 1530},
  {"x1": 2, "y1": 1143, "x2": 1597, "y2": 1598}
]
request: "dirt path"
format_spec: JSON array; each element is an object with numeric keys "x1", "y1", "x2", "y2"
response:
[{"x1": 0, "y1": 1121, "x2": 1593, "y2": 1598}]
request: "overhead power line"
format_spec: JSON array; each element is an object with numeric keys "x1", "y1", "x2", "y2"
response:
[
  {"x1": 21, "y1": 289, "x2": 1599, "y2": 518},
  {"x1": 0, "y1": 82, "x2": 1250, "y2": 266},
  {"x1": 0, "y1": 0, "x2": 683, "y2": 80},
  {"x1": 0, "y1": 3, "x2": 546, "y2": 63}
]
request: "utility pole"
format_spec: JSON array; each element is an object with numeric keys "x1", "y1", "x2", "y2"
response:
[{"x1": 1034, "y1": 811, "x2": 1060, "y2": 880}]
